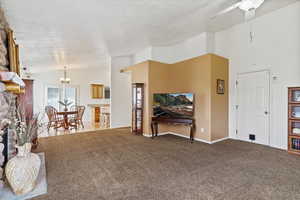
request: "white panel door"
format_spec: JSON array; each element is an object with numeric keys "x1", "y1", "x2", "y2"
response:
[{"x1": 237, "y1": 71, "x2": 270, "y2": 145}]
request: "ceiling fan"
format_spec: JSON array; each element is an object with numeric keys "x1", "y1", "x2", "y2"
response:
[{"x1": 213, "y1": 0, "x2": 265, "y2": 20}]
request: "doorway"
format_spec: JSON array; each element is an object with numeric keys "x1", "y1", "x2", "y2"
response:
[{"x1": 236, "y1": 70, "x2": 270, "y2": 145}]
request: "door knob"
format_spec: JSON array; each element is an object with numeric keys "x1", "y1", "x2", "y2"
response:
[{"x1": 264, "y1": 111, "x2": 269, "y2": 115}]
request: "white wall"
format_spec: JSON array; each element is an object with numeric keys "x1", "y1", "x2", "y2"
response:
[
  {"x1": 215, "y1": 2, "x2": 300, "y2": 149},
  {"x1": 206, "y1": 32, "x2": 215, "y2": 53},
  {"x1": 152, "y1": 33, "x2": 208, "y2": 64},
  {"x1": 32, "y1": 66, "x2": 110, "y2": 122},
  {"x1": 133, "y1": 47, "x2": 152, "y2": 64},
  {"x1": 133, "y1": 32, "x2": 210, "y2": 65},
  {"x1": 110, "y1": 56, "x2": 133, "y2": 128}
]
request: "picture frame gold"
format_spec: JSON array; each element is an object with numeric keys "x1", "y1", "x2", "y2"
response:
[
  {"x1": 15, "y1": 44, "x2": 20, "y2": 75},
  {"x1": 7, "y1": 28, "x2": 20, "y2": 75}
]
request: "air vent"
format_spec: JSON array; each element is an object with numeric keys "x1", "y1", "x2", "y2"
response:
[{"x1": 249, "y1": 134, "x2": 256, "y2": 141}]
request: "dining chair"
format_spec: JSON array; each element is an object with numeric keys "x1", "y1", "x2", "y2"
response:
[
  {"x1": 77, "y1": 106, "x2": 85, "y2": 128},
  {"x1": 69, "y1": 105, "x2": 85, "y2": 128},
  {"x1": 69, "y1": 105, "x2": 78, "y2": 119},
  {"x1": 45, "y1": 106, "x2": 64, "y2": 131}
]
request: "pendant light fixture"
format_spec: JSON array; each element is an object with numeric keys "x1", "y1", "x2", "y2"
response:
[{"x1": 60, "y1": 66, "x2": 71, "y2": 84}]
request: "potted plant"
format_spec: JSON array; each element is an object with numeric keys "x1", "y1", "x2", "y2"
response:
[{"x1": 58, "y1": 99, "x2": 73, "y2": 111}]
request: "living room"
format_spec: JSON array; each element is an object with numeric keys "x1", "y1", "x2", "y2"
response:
[{"x1": 1, "y1": 0, "x2": 300, "y2": 199}]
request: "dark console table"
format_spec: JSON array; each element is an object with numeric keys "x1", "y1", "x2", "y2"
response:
[{"x1": 151, "y1": 116, "x2": 195, "y2": 142}]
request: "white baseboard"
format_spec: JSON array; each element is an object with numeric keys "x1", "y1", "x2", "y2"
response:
[
  {"x1": 269, "y1": 145, "x2": 286, "y2": 151},
  {"x1": 211, "y1": 137, "x2": 230, "y2": 144},
  {"x1": 230, "y1": 137, "x2": 287, "y2": 150},
  {"x1": 143, "y1": 132, "x2": 229, "y2": 144},
  {"x1": 143, "y1": 132, "x2": 169, "y2": 137},
  {"x1": 260, "y1": 140, "x2": 287, "y2": 150}
]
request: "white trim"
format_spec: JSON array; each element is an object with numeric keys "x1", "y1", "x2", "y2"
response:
[
  {"x1": 270, "y1": 144, "x2": 286, "y2": 151},
  {"x1": 143, "y1": 131, "x2": 229, "y2": 144},
  {"x1": 168, "y1": 132, "x2": 211, "y2": 144},
  {"x1": 143, "y1": 134, "x2": 152, "y2": 138},
  {"x1": 210, "y1": 137, "x2": 230, "y2": 144},
  {"x1": 143, "y1": 132, "x2": 169, "y2": 137},
  {"x1": 229, "y1": 136, "x2": 286, "y2": 150}
]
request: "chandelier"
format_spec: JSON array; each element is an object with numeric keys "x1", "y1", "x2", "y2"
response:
[{"x1": 60, "y1": 66, "x2": 71, "y2": 84}]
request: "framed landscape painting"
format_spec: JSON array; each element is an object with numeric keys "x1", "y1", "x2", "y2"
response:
[{"x1": 153, "y1": 93, "x2": 194, "y2": 118}]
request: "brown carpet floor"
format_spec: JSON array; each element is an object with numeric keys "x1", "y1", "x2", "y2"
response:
[{"x1": 32, "y1": 128, "x2": 300, "y2": 200}]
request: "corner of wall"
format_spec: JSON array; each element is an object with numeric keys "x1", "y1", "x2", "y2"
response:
[
  {"x1": 110, "y1": 56, "x2": 133, "y2": 128},
  {"x1": 206, "y1": 32, "x2": 215, "y2": 54},
  {"x1": 210, "y1": 55, "x2": 229, "y2": 141}
]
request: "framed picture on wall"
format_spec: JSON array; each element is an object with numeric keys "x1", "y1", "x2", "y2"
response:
[
  {"x1": 7, "y1": 28, "x2": 20, "y2": 75},
  {"x1": 217, "y1": 79, "x2": 225, "y2": 94}
]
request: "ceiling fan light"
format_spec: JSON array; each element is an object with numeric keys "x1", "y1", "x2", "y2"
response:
[{"x1": 239, "y1": 1, "x2": 255, "y2": 11}]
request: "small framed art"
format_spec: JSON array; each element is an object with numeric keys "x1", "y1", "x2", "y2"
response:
[{"x1": 217, "y1": 79, "x2": 225, "y2": 94}]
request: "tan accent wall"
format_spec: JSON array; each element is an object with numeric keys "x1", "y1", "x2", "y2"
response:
[
  {"x1": 124, "y1": 61, "x2": 150, "y2": 133},
  {"x1": 210, "y1": 54, "x2": 229, "y2": 141},
  {"x1": 148, "y1": 61, "x2": 171, "y2": 134},
  {"x1": 124, "y1": 53, "x2": 229, "y2": 142},
  {"x1": 163, "y1": 55, "x2": 212, "y2": 141}
]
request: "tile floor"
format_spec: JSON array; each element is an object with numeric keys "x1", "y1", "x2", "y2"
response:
[{"x1": 39, "y1": 122, "x2": 111, "y2": 138}]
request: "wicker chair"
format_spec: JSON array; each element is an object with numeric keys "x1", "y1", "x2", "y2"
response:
[
  {"x1": 45, "y1": 106, "x2": 64, "y2": 131},
  {"x1": 69, "y1": 105, "x2": 85, "y2": 128},
  {"x1": 69, "y1": 105, "x2": 78, "y2": 119}
]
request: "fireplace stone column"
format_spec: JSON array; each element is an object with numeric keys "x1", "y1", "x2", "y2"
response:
[
  {"x1": 0, "y1": 92, "x2": 12, "y2": 188},
  {"x1": 0, "y1": 7, "x2": 16, "y2": 188}
]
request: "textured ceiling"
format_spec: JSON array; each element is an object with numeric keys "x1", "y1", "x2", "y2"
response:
[{"x1": 1, "y1": 0, "x2": 298, "y2": 72}]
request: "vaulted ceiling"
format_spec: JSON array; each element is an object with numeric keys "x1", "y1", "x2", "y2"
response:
[{"x1": 1, "y1": 0, "x2": 298, "y2": 72}]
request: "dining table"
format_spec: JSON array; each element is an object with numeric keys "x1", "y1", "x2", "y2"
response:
[{"x1": 57, "y1": 110, "x2": 78, "y2": 130}]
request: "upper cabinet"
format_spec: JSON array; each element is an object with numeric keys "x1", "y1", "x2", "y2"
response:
[{"x1": 91, "y1": 84, "x2": 104, "y2": 99}]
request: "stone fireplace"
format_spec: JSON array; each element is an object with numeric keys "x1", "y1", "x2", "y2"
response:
[{"x1": 0, "y1": 7, "x2": 16, "y2": 188}]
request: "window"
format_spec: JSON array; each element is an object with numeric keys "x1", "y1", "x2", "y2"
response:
[
  {"x1": 46, "y1": 85, "x2": 79, "y2": 111},
  {"x1": 47, "y1": 87, "x2": 60, "y2": 110},
  {"x1": 65, "y1": 87, "x2": 77, "y2": 107}
]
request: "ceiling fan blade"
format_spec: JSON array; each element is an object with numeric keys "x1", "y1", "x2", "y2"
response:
[{"x1": 211, "y1": 2, "x2": 242, "y2": 19}]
